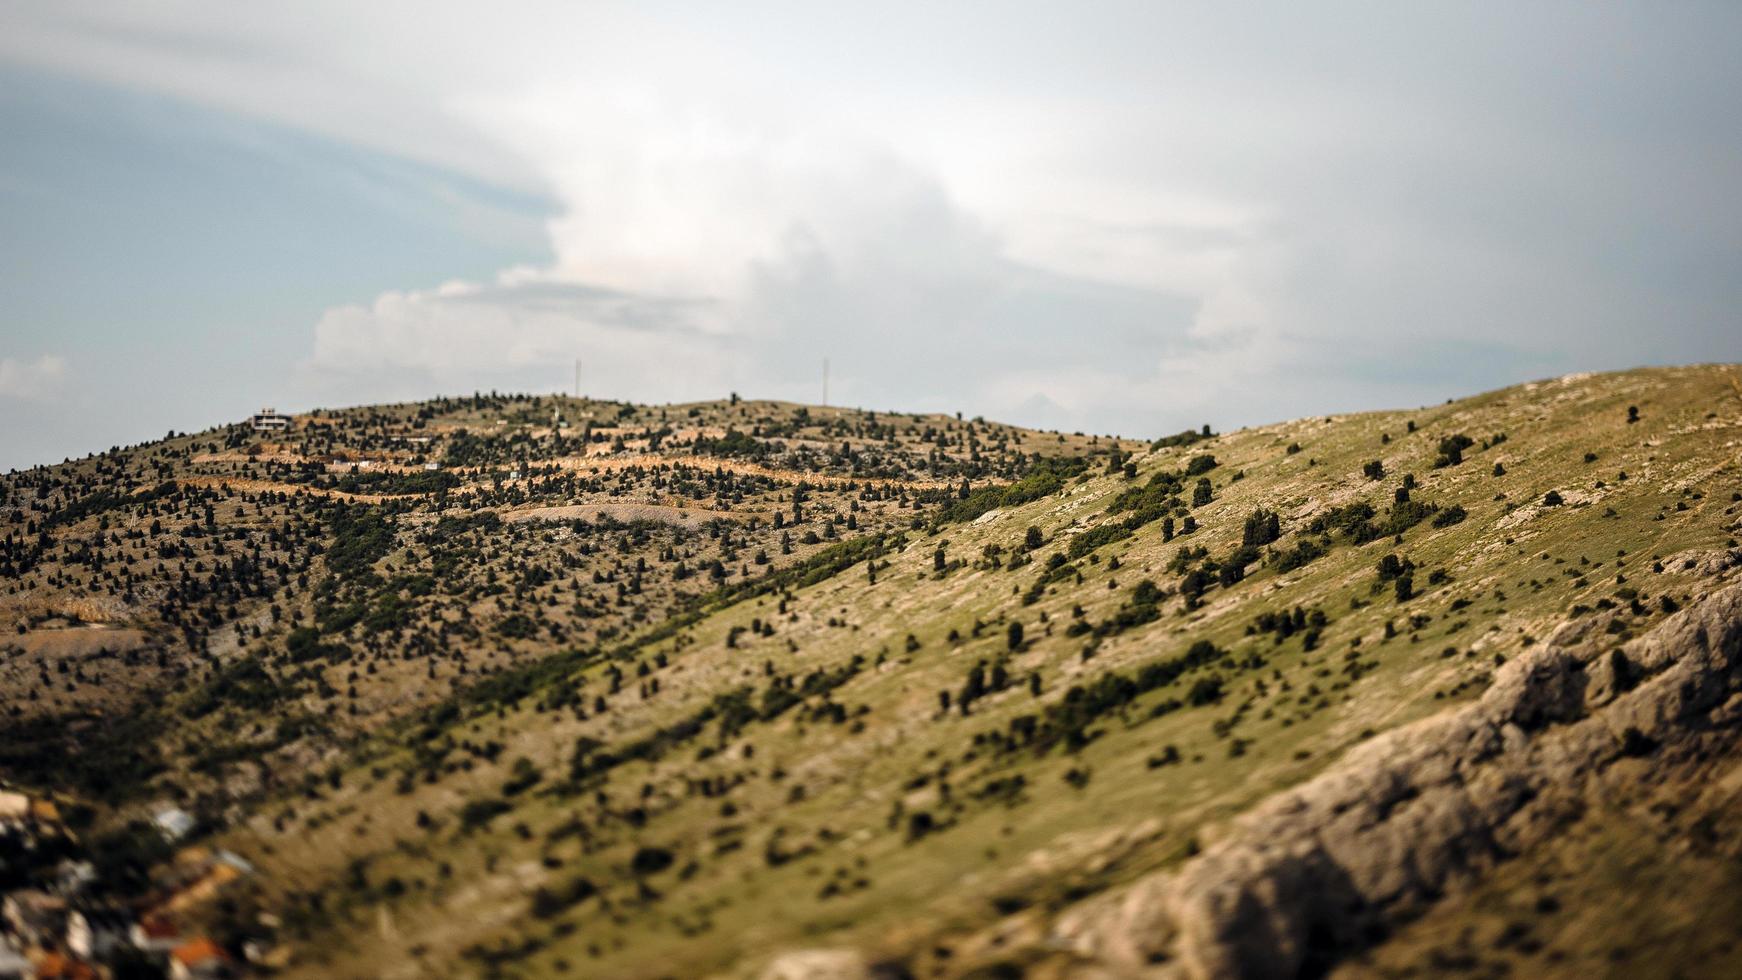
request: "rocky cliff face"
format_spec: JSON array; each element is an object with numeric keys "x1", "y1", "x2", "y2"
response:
[
  {"x1": 764, "y1": 573, "x2": 1742, "y2": 980},
  {"x1": 1047, "y1": 578, "x2": 1742, "y2": 978}
]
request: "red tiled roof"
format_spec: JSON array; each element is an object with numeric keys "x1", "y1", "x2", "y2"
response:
[
  {"x1": 139, "y1": 914, "x2": 180, "y2": 939},
  {"x1": 171, "y1": 937, "x2": 231, "y2": 966},
  {"x1": 33, "y1": 952, "x2": 98, "y2": 980}
]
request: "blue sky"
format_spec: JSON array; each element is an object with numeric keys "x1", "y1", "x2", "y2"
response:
[
  {"x1": 0, "y1": 66, "x2": 551, "y2": 467},
  {"x1": 1, "y1": 2, "x2": 1738, "y2": 471}
]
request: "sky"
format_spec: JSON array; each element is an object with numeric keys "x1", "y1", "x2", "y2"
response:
[{"x1": 1, "y1": 2, "x2": 1738, "y2": 471}]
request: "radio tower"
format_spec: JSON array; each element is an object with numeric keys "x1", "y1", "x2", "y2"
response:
[{"x1": 822, "y1": 357, "x2": 829, "y2": 408}]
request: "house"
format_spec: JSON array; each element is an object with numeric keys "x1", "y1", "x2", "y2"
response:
[
  {"x1": 152, "y1": 806, "x2": 195, "y2": 842},
  {"x1": 241, "y1": 938, "x2": 281, "y2": 966},
  {"x1": 131, "y1": 913, "x2": 181, "y2": 956},
  {"x1": 148, "y1": 846, "x2": 252, "y2": 916},
  {"x1": 66, "y1": 906, "x2": 132, "y2": 961},
  {"x1": 51, "y1": 860, "x2": 96, "y2": 897},
  {"x1": 2, "y1": 890, "x2": 66, "y2": 946},
  {"x1": 0, "y1": 791, "x2": 29, "y2": 827},
  {"x1": 248, "y1": 407, "x2": 291, "y2": 432},
  {"x1": 161, "y1": 861, "x2": 244, "y2": 914},
  {"x1": 29, "y1": 950, "x2": 96, "y2": 980},
  {"x1": 168, "y1": 938, "x2": 234, "y2": 980},
  {"x1": 0, "y1": 939, "x2": 29, "y2": 980},
  {"x1": 212, "y1": 851, "x2": 254, "y2": 876}
]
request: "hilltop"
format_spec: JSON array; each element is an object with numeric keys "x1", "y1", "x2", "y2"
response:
[{"x1": 2, "y1": 366, "x2": 1740, "y2": 979}]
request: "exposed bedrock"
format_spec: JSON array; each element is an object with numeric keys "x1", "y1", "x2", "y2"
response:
[{"x1": 1050, "y1": 582, "x2": 1742, "y2": 978}]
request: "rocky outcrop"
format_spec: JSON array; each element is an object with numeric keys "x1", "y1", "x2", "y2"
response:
[
  {"x1": 761, "y1": 950, "x2": 877, "y2": 980},
  {"x1": 755, "y1": 584, "x2": 1742, "y2": 980},
  {"x1": 1681, "y1": 547, "x2": 1742, "y2": 578},
  {"x1": 1048, "y1": 581, "x2": 1742, "y2": 978}
]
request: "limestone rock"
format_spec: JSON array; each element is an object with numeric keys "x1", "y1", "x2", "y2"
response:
[{"x1": 1051, "y1": 582, "x2": 1742, "y2": 978}]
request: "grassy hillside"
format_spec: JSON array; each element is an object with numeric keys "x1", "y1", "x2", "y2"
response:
[
  {"x1": 3, "y1": 365, "x2": 1740, "y2": 978},
  {"x1": 0, "y1": 395, "x2": 1136, "y2": 801}
]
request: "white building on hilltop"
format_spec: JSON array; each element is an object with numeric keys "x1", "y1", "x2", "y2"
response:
[{"x1": 249, "y1": 407, "x2": 291, "y2": 431}]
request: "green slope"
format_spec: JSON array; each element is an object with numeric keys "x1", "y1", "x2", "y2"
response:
[{"x1": 207, "y1": 365, "x2": 1741, "y2": 978}]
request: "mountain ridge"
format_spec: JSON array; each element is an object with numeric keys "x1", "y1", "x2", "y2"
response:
[{"x1": 2, "y1": 364, "x2": 1740, "y2": 978}]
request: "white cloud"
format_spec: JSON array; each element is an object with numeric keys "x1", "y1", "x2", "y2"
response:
[
  {"x1": 1, "y1": 5, "x2": 1256, "y2": 394},
  {"x1": 0, "y1": 354, "x2": 66, "y2": 400},
  {"x1": 6, "y1": 2, "x2": 1739, "y2": 437},
  {"x1": 308, "y1": 274, "x2": 737, "y2": 400}
]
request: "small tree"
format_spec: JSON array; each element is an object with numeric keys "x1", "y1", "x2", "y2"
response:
[
  {"x1": 960, "y1": 661, "x2": 988, "y2": 713},
  {"x1": 1242, "y1": 509, "x2": 1281, "y2": 547},
  {"x1": 1433, "y1": 434, "x2": 1474, "y2": 468}
]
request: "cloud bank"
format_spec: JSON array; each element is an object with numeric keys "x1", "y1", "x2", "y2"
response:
[
  {"x1": 0, "y1": 354, "x2": 66, "y2": 400},
  {"x1": 3, "y1": 2, "x2": 1738, "y2": 436}
]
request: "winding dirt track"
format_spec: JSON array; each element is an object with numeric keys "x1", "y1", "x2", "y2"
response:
[
  {"x1": 169, "y1": 478, "x2": 762, "y2": 521},
  {"x1": 165, "y1": 478, "x2": 771, "y2": 526},
  {"x1": 537, "y1": 453, "x2": 959, "y2": 490},
  {"x1": 59, "y1": 443, "x2": 954, "y2": 542},
  {"x1": 499, "y1": 501, "x2": 768, "y2": 525},
  {"x1": 187, "y1": 449, "x2": 960, "y2": 491},
  {"x1": 166, "y1": 476, "x2": 396, "y2": 503}
]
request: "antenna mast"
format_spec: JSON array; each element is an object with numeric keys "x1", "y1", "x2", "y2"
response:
[
  {"x1": 823, "y1": 357, "x2": 829, "y2": 408},
  {"x1": 574, "y1": 359, "x2": 581, "y2": 399}
]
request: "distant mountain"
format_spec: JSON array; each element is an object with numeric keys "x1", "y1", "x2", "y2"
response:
[{"x1": 1009, "y1": 390, "x2": 1074, "y2": 434}]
